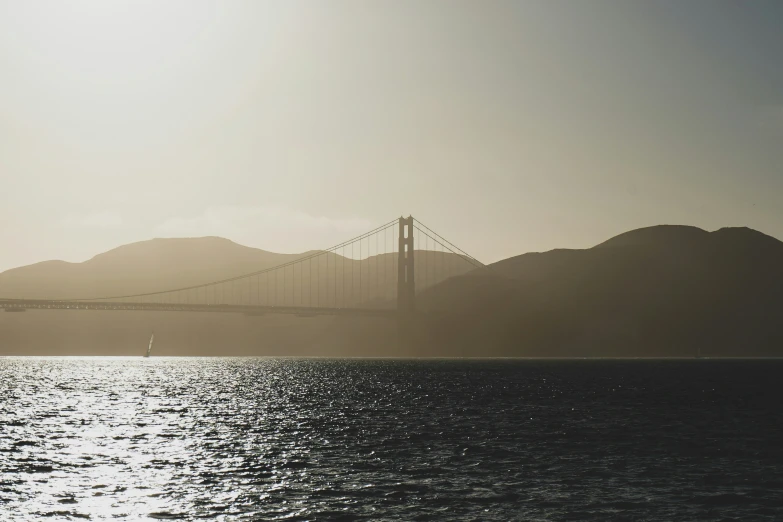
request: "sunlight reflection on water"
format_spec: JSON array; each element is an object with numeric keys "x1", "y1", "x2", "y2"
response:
[{"x1": 1, "y1": 357, "x2": 782, "y2": 520}]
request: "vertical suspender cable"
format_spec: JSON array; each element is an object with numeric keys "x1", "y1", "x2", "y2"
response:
[
  {"x1": 326, "y1": 252, "x2": 329, "y2": 309},
  {"x1": 384, "y1": 226, "x2": 387, "y2": 300},
  {"x1": 375, "y1": 232, "x2": 381, "y2": 299},
  {"x1": 317, "y1": 255, "x2": 320, "y2": 307},
  {"x1": 351, "y1": 242, "x2": 354, "y2": 306}
]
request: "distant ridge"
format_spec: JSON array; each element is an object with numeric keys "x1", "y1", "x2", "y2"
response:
[
  {"x1": 593, "y1": 225, "x2": 709, "y2": 249},
  {"x1": 594, "y1": 225, "x2": 783, "y2": 251}
]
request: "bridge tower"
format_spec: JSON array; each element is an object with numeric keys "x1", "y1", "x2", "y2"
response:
[{"x1": 397, "y1": 216, "x2": 415, "y2": 313}]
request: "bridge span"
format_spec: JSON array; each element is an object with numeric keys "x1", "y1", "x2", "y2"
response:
[
  {"x1": 1, "y1": 298, "x2": 396, "y2": 317},
  {"x1": 1, "y1": 217, "x2": 484, "y2": 317}
]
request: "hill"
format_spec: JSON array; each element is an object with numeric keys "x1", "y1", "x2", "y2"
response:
[
  {"x1": 0, "y1": 236, "x2": 471, "y2": 303},
  {"x1": 417, "y1": 225, "x2": 783, "y2": 357},
  {"x1": 0, "y1": 236, "x2": 472, "y2": 356},
  {"x1": 0, "y1": 237, "x2": 303, "y2": 300}
]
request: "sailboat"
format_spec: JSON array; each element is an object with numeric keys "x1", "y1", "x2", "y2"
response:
[{"x1": 144, "y1": 332, "x2": 154, "y2": 358}]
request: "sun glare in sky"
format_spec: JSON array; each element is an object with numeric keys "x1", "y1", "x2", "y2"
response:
[{"x1": 1, "y1": 1, "x2": 782, "y2": 271}]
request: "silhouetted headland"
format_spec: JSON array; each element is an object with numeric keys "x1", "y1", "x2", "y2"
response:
[{"x1": 420, "y1": 225, "x2": 783, "y2": 357}]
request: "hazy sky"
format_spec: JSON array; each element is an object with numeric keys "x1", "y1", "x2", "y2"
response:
[{"x1": 1, "y1": 0, "x2": 782, "y2": 271}]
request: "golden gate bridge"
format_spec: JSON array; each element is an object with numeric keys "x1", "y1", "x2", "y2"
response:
[{"x1": 1, "y1": 217, "x2": 484, "y2": 317}]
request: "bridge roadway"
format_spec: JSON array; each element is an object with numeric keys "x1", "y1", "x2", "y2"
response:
[{"x1": 0, "y1": 299, "x2": 398, "y2": 318}]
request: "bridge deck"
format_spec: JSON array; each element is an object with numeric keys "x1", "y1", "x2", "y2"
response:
[{"x1": 1, "y1": 299, "x2": 397, "y2": 318}]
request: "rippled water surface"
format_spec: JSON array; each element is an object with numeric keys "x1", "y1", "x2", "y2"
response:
[{"x1": 2, "y1": 358, "x2": 783, "y2": 521}]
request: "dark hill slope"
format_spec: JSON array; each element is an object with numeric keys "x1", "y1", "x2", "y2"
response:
[{"x1": 418, "y1": 226, "x2": 783, "y2": 357}]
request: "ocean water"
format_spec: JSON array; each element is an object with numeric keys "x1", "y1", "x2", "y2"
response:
[{"x1": 1, "y1": 357, "x2": 782, "y2": 521}]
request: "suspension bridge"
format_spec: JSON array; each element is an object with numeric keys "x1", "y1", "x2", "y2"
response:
[{"x1": 0, "y1": 217, "x2": 484, "y2": 318}]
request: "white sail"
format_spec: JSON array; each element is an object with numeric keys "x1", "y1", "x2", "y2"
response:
[{"x1": 145, "y1": 333, "x2": 154, "y2": 357}]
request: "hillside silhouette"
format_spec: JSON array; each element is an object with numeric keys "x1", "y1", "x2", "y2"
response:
[
  {"x1": 0, "y1": 236, "x2": 469, "y2": 303},
  {"x1": 418, "y1": 225, "x2": 783, "y2": 357}
]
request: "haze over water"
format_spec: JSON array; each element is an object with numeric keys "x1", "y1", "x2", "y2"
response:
[{"x1": 2, "y1": 357, "x2": 781, "y2": 521}]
